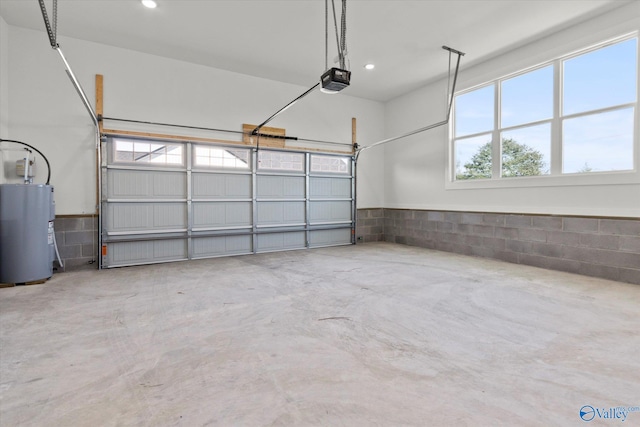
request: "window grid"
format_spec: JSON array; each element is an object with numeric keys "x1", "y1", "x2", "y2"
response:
[
  {"x1": 113, "y1": 138, "x2": 184, "y2": 166},
  {"x1": 257, "y1": 151, "x2": 305, "y2": 172},
  {"x1": 193, "y1": 145, "x2": 250, "y2": 170},
  {"x1": 452, "y1": 34, "x2": 638, "y2": 181},
  {"x1": 310, "y1": 155, "x2": 351, "y2": 174}
]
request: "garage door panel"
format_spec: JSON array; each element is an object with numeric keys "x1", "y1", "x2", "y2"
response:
[
  {"x1": 107, "y1": 239, "x2": 187, "y2": 267},
  {"x1": 193, "y1": 202, "x2": 252, "y2": 228},
  {"x1": 257, "y1": 201, "x2": 305, "y2": 226},
  {"x1": 106, "y1": 203, "x2": 187, "y2": 232},
  {"x1": 309, "y1": 177, "x2": 351, "y2": 199},
  {"x1": 108, "y1": 169, "x2": 186, "y2": 199},
  {"x1": 192, "y1": 235, "x2": 252, "y2": 258},
  {"x1": 309, "y1": 228, "x2": 352, "y2": 247},
  {"x1": 309, "y1": 201, "x2": 352, "y2": 224},
  {"x1": 192, "y1": 173, "x2": 251, "y2": 199},
  {"x1": 257, "y1": 175, "x2": 305, "y2": 199},
  {"x1": 256, "y1": 232, "x2": 306, "y2": 252}
]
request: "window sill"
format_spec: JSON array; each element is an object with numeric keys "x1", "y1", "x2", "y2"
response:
[{"x1": 445, "y1": 169, "x2": 640, "y2": 190}]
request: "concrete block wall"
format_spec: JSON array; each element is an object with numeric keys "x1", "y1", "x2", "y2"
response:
[
  {"x1": 53, "y1": 215, "x2": 99, "y2": 272},
  {"x1": 357, "y1": 208, "x2": 640, "y2": 285},
  {"x1": 356, "y1": 208, "x2": 385, "y2": 242}
]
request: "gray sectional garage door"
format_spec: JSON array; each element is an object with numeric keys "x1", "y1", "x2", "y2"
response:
[{"x1": 101, "y1": 137, "x2": 354, "y2": 267}]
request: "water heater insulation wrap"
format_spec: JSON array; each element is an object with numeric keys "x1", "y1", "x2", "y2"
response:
[{"x1": 0, "y1": 184, "x2": 55, "y2": 283}]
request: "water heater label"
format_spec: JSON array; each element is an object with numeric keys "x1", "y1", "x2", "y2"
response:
[{"x1": 48, "y1": 221, "x2": 54, "y2": 245}]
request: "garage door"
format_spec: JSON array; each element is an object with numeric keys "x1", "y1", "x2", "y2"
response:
[{"x1": 101, "y1": 137, "x2": 354, "y2": 267}]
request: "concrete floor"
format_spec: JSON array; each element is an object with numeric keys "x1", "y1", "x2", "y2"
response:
[{"x1": 1, "y1": 242, "x2": 639, "y2": 426}]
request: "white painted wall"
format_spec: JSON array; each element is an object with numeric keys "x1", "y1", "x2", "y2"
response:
[
  {"x1": 0, "y1": 15, "x2": 9, "y2": 180},
  {"x1": 3, "y1": 26, "x2": 385, "y2": 214},
  {"x1": 383, "y1": 3, "x2": 640, "y2": 218}
]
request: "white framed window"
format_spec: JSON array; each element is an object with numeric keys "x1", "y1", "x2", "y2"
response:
[
  {"x1": 193, "y1": 145, "x2": 250, "y2": 169},
  {"x1": 451, "y1": 35, "x2": 638, "y2": 184},
  {"x1": 113, "y1": 138, "x2": 184, "y2": 165}
]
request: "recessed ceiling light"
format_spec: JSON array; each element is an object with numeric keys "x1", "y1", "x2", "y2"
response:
[
  {"x1": 141, "y1": 0, "x2": 157, "y2": 9},
  {"x1": 364, "y1": 63, "x2": 375, "y2": 70}
]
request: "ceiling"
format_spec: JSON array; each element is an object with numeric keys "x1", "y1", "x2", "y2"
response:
[{"x1": 0, "y1": 0, "x2": 632, "y2": 102}]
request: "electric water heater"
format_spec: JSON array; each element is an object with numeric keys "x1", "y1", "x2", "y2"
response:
[{"x1": 0, "y1": 184, "x2": 55, "y2": 284}]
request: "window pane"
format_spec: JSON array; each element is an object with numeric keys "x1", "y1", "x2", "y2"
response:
[
  {"x1": 563, "y1": 107, "x2": 634, "y2": 173},
  {"x1": 501, "y1": 66, "x2": 553, "y2": 128},
  {"x1": 113, "y1": 138, "x2": 184, "y2": 165},
  {"x1": 258, "y1": 150, "x2": 304, "y2": 172},
  {"x1": 193, "y1": 146, "x2": 250, "y2": 169},
  {"x1": 310, "y1": 154, "x2": 351, "y2": 174},
  {"x1": 455, "y1": 85, "x2": 494, "y2": 137},
  {"x1": 563, "y1": 38, "x2": 637, "y2": 115},
  {"x1": 455, "y1": 134, "x2": 493, "y2": 180},
  {"x1": 501, "y1": 124, "x2": 551, "y2": 177}
]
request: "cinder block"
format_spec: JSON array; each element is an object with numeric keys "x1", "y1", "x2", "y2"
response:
[
  {"x1": 65, "y1": 217, "x2": 88, "y2": 232},
  {"x1": 356, "y1": 209, "x2": 370, "y2": 220},
  {"x1": 422, "y1": 221, "x2": 438, "y2": 231},
  {"x1": 482, "y1": 237, "x2": 506, "y2": 251},
  {"x1": 506, "y1": 215, "x2": 533, "y2": 228},
  {"x1": 64, "y1": 257, "x2": 98, "y2": 271},
  {"x1": 395, "y1": 236, "x2": 407, "y2": 244},
  {"x1": 435, "y1": 241, "x2": 454, "y2": 252},
  {"x1": 483, "y1": 214, "x2": 506, "y2": 226},
  {"x1": 464, "y1": 235, "x2": 483, "y2": 246},
  {"x1": 82, "y1": 217, "x2": 98, "y2": 232},
  {"x1": 444, "y1": 212, "x2": 462, "y2": 223},
  {"x1": 82, "y1": 243, "x2": 96, "y2": 257},
  {"x1": 619, "y1": 268, "x2": 640, "y2": 285},
  {"x1": 470, "y1": 225, "x2": 494, "y2": 237},
  {"x1": 471, "y1": 246, "x2": 494, "y2": 258},
  {"x1": 59, "y1": 244, "x2": 81, "y2": 259},
  {"x1": 451, "y1": 243, "x2": 473, "y2": 256},
  {"x1": 421, "y1": 240, "x2": 437, "y2": 250},
  {"x1": 405, "y1": 219, "x2": 421, "y2": 230},
  {"x1": 494, "y1": 227, "x2": 519, "y2": 240},
  {"x1": 600, "y1": 219, "x2": 640, "y2": 236},
  {"x1": 409, "y1": 229, "x2": 430, "y2": 241},
  {"x1": 54, "y1": 231, "x2": 64, "y2": 246},
  {"x1": 370, "y1": 226, "x2": 383, "y2": 235},
  {"x1": 53, "y1": 218, "x2": 65, "y2": 232},
  {"x1": 413, "y1": 211, "x2": 429, "y2": 221},
  {"x1": 563, "y1": 217, "x2": 599, "y2": 233},
  {"x1": 547, "y1": 231, "x2": 581, "y2": 246},
  {"x1": 579, "y1": 263, "x2": 621, "y2": 282},
  {"x1": 454, "y1": 223, "x2": 470, "y2": 234},
  {"x1": 428, "y1": 211, "x2": 445, "y2": 221},
  {"x1": 518, "y1": 228, "x2": 547, "y2": 242},
  {"x1": 370, "y1": 208, "x2": 385, "y2": 218},
  {"x1": 494, "y1": 250, "x2": 519, "y2": 264},
  {"x1": 438, "y1": 221, "x2": 455, "y2": 232},
  {"x1": 442, "y1": 232, "x2": 464, "y2": 244},
  {"x1": 518, "y1": 253, "x2": 581, "y2": 274},
  {"x1": 505, "y1": 239, "x2": 533, "y2": 253},
  {"x1": 619, "y1": 236, "x2": 640, "y2": 253},
  {"x1": 531, "y1": 242, "x2": 563, "y2": 258},
  {"x1": 65, "y1": 230, "x2": 95, "y2": 245},
  {"x1": 563, "y1": 246, "x2": 640, "y2": 269},
  {"x1": 462, "y1": 213, "x2": 484, "y2": 225},
  {"x1": 579, "y1": 233, "x2": 620, "y2": 250},
  {"x1": 399, "y1": 210, "x2": 414, "y2": 219},
  {"x1": 532, "y1": 216, "x2": 563, "y2": 230}
]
